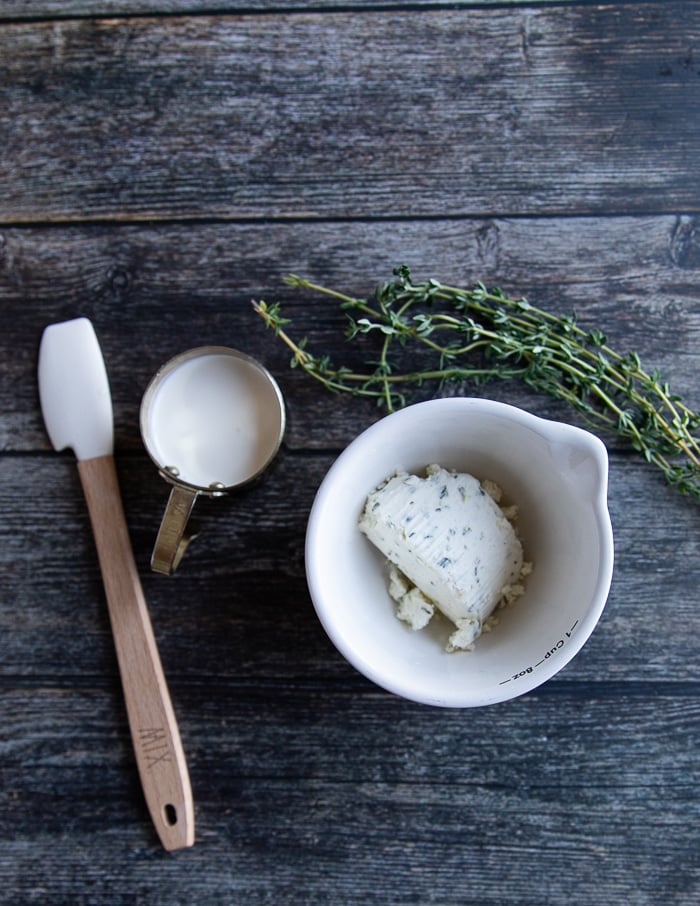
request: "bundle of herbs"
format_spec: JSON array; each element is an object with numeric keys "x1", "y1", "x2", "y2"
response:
[{"x1": 253, "y1": 266, "x2": 700, "y2": 500}]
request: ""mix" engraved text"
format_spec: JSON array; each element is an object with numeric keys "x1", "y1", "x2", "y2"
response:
[{"x1": 139, "y1": 726, "x2": 172, "y2": 769}]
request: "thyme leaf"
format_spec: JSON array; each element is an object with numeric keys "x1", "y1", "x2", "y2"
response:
[{"x1": 252, "y1": 267, "x2": 700, "y2": 500}]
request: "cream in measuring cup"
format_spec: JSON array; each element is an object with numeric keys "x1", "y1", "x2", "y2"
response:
[{"x1": 140, "y1": 346, "x2": 285, "y2": 575}]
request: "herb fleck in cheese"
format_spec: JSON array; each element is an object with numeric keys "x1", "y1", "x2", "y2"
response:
[{"x1": 359, "y1": 464, "x2": 530, "y2": 651}]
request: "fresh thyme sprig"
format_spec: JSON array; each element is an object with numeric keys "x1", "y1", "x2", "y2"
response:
[{"x1": 252, "y1": 266, "x2": 700, "y2": 499}]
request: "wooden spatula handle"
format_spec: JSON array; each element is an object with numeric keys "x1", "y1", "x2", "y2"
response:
[{"x1": 77, "y1": 454, "x2": 194, "y2": 851}]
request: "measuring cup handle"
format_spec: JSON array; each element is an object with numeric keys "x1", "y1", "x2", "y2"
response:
[{"x1": 151, "y1": 485, "x2": 199, "y2": 576}]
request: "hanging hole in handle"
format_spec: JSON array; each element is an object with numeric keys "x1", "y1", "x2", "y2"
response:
[{"x1": 164, "y1": 803, "x2": 178, "y2": 826}]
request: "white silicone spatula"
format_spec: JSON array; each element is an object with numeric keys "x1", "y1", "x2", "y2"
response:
[{"x1": 38, "y1": 317, "x2": 194, "y2": 850}]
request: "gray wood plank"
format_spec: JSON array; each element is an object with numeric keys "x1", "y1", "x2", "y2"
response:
[
  {"x1": 2, "y1": 4, "x2": 700, "y2": 221},
  {"x1": 1, "y1": 685, "x2": 698, "y2": 904},
  {"x1": 1, "y1": 449, "x2": 699, "y2": 683},
  {"x1": 0, "y1": 0, "x2": 616, "y2": 22},
  {"x1": 2, "y1": 216, "x2": 699, "y2": 452}
]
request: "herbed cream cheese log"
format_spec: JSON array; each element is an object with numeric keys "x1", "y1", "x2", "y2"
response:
[{"x1": 359, "y1": 464, "x2": 524, "y2": 650}]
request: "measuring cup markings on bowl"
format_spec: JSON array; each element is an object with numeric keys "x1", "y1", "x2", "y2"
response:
[{"x1": 304, "y1": 397, "x2": 614, "y2": 708}]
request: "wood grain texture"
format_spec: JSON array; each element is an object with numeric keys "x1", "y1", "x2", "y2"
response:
[
  {"x1": 1, "y1": 685, "x2": 698, "y2": 904},
  {"x1": 1, "y1": 2, "x2": 699, "y2": 903},
  {"x1": 2, "y1": 5, "x2": 700, "y2": 220},
  {"x1": 2, "y1": 449, "x2": 699, "y2": 683},
  {"x1": 2, "y1": 216, "x2": 699, "y2": 450},
  {"x1": 77, "y1": 454, "x2": 194, "y2": 849},
  {"x1": 0, "y1": 0, "x2": 580, "y2": 22}
]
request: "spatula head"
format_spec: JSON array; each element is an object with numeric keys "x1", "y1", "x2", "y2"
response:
[{"x1": 38, "y1": 317, "x2": 114, "y2": 460}]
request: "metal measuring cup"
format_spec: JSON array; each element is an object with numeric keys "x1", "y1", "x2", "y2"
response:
[{"x1": 140, "y1": 346, "x2": 285, "y2": 575}]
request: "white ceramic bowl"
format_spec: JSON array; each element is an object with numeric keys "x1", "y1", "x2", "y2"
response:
[{"x1": 305, "y1": 398, "x2": 614, "y2": 707}]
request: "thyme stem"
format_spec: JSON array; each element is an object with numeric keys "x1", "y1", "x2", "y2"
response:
[{"x1": 253, "y1": 267, "x2": 700, "y2": 499}]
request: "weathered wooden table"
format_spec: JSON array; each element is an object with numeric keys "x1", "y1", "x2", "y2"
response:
[{"x1": 1, "y1": 1, "x2": 699, "y2": 903}]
